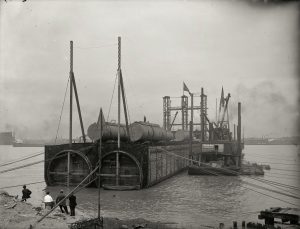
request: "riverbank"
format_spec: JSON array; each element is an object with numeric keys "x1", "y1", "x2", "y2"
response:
[{"x1": 0, "y1": 191, "x2": 178, "y2": 229}]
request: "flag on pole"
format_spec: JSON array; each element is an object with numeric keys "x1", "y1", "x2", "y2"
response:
[{"x1": 183, "y1": 82, "x2": 190, "y2": 93}]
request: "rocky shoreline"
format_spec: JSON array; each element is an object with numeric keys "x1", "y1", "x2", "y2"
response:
[{"x1": 0, "y1": 191, "x2": 178, "y2": 229}]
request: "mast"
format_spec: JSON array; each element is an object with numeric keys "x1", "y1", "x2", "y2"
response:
[
  {"x1": 97, "y1": 108, "x2": 103, "y2": 218},
  {"x1": 117, "y1": 37, "x2": 121, "y2": 149},
  {"x1": 68, "y1": 40, "x2": 73, "y2": 189},
  {"x1": 69, "y1": 41, "x2": 73, "y2": 148}
]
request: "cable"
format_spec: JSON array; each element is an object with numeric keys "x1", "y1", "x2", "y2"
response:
[
  {"x1": 55, "y1": 76, "x2": 70, "y2": 144},
  {"x1": 122, "y1": 74, "x2": 132, "y2": 125},
  {"x1": 264, "y1": 174, "x2": 297, "y2": 180},
  {"x1": 0, "y1": 151, "x2": 44, "y2": 168},
  {"x1": 35, "y1": 165, "x2": 100, "y2": 225},
  {"x1": 158, "y1": 147, "x2": 300, "y2": 200},
  {"x1": 243, "y1": 155, "x2": 297, "y2": 162},
  {"x1": 243, "y1": 181, "x2": 300, "y2": 199},
  {"x1": 0, "y1": 181, "x2": 45, "y2": 190},
  {"x1": 0, "y1": 160, "x2": 44, "y2": 174},
  {"x1": 0, "y1": 145, "x2": 96, "y2": 175},
  {"x1": 74, "y1": 177, "x2": 98, "y2": 194},
  {"x1": 243, "y1": 185, "x2": 299, "y2": 207},
  {"x1": 266, "y1": 172, "x2": 299, "y2": 177},
  {"x1": 251, "y1": 177, "x2": 300, "y2": 191},
  {"x1": 106, "y1": 73, "x2": 118, "y2": 121},
  {"x1": 271, "y1": 168, "x2": 300, "y2": 173}
]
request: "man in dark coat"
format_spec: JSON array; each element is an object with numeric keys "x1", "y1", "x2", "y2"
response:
[
  {"x1": 69, "y1": 193, "x2": 77, "y2": 216},
  {"x1": 21, "y1": 185, "x2": 31, "y2": 202},
  {"x1": 56, "y1": 190, "x2": 69, "y2": 214}
]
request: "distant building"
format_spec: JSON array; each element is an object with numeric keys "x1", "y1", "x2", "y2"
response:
[{"x1": 0, "y1": 132, "x2": 14, "y2": 145}]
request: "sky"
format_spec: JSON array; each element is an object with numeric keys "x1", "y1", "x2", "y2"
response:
[{"x1": 0, "y1": 0, "x2": 299, "y2": 139}]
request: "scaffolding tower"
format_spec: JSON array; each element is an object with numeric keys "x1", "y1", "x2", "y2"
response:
[{"x1": 163, "y1": 87, "x2": 209, "y2": 140}]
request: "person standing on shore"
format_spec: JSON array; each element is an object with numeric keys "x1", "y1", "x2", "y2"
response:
[
  {"x1": 21, "y1": 185, "x2": 31, "y2": 202},
  {"x1": 43, "y1": 191, "x2": 54, "y2": 209},
  {"x1": 56, "y1": 190, "x2": 69, "y2": 214},
  {"x1": 68, "y1": 193, "x2": 77, "y2": 216}
]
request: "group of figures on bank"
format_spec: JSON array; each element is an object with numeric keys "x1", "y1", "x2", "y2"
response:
[{"x1": 21, "y1": 185, "x2": 77, "y2": 216}]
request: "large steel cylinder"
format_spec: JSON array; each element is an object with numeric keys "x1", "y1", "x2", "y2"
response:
[
  {"x1": 129, "y1": 122, "x2": 173, "y2": 142},
  {"x1": 174, "y1": 130, "x2": 190, "y2": 141},
  {"x1": 87, "y1": 122, "x2": 128, "y2": 141}
]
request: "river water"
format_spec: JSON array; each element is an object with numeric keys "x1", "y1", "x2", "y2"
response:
[{"x1": 0, "y1": 145, "x2": 299, "y2": 228}]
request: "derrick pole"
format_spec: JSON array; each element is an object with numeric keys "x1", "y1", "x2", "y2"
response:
[
  {"x1": 68, "y1": 41, "x2": 73, "y2": 189},
  {"x1": 98, "y1": 108, "x2": 103, "y2": 218},
  {"x1": 201, "y1": 88, "x2": 205, "y2": 142},
  {"x1": 69, "y1": 41, "x2": 73, "y2": 148},
  {"x1": 237, "y1": 102, "x2": 242, "y2": 167},
  {"x1": 116, "y1": 36, "x2": 121, "y2": 187}
]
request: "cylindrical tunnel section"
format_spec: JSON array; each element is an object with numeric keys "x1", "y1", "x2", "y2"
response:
[
  {"x1": 129, "y1": 122, "x2": 173, "y2": 142},
  {"x1": 87, "y1": 122, "x2": 129, "y2": 141}
]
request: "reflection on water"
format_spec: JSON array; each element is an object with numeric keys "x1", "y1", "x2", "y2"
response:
[{"x1": 0, "y1": 145, "x2": 299, "y2": 227}]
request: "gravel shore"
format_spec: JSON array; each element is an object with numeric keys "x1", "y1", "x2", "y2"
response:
[{"x1": 0, "y1": 191, "x2": 178, "y2": 229}]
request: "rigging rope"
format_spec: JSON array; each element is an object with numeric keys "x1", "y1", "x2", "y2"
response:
[
  {"x1": 0, "y1": 160, "x2": 44, "y2": 174},
  {"x1": 122, "y1": 74, "x2": 132, "y2": 125},
  {"x1": 243, "y1": 185, "x2": 299, "y2": 207},
  {"x1": 270, "y1": 168, "x2": 300, "y2": 173},
  {"x1": 0, "y1": 181, "x2": 45, "y2": 190},
  {"x1": 243, "y1": 181, "x2": 300, "y2": 199},
  {"x1": 0, "y1": 144, "x2": 97, "y2": 175},
  {"x1": 55, "y1": 76, "x2": 70, "y2": 144},
  {"x1": 106, "y1": 73, "x2": 118, "y2": 121},
  {"x1": 34, "y1": 165, "x2": 100, "y2": 226},
  {"x1": 157, "y1": 147, "x2": 300, "y2": 202},
  {"x1": 0, "y1": 151, "x2": 44, "y2": 168},
  {"x1": 0, "y1": 151, "x2": 71, "y2": 175},
  {"x1": 266, "y1": 172, "x2": 299, "y2": 177}
]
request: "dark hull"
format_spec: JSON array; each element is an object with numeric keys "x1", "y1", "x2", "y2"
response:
[{"x1": 44, "y1": 140, "x2": 242, "y2": 189}]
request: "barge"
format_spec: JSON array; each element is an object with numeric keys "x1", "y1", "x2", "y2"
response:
[{"x1": 44, "y1": 37, "x2": 245, "y2": 190}]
